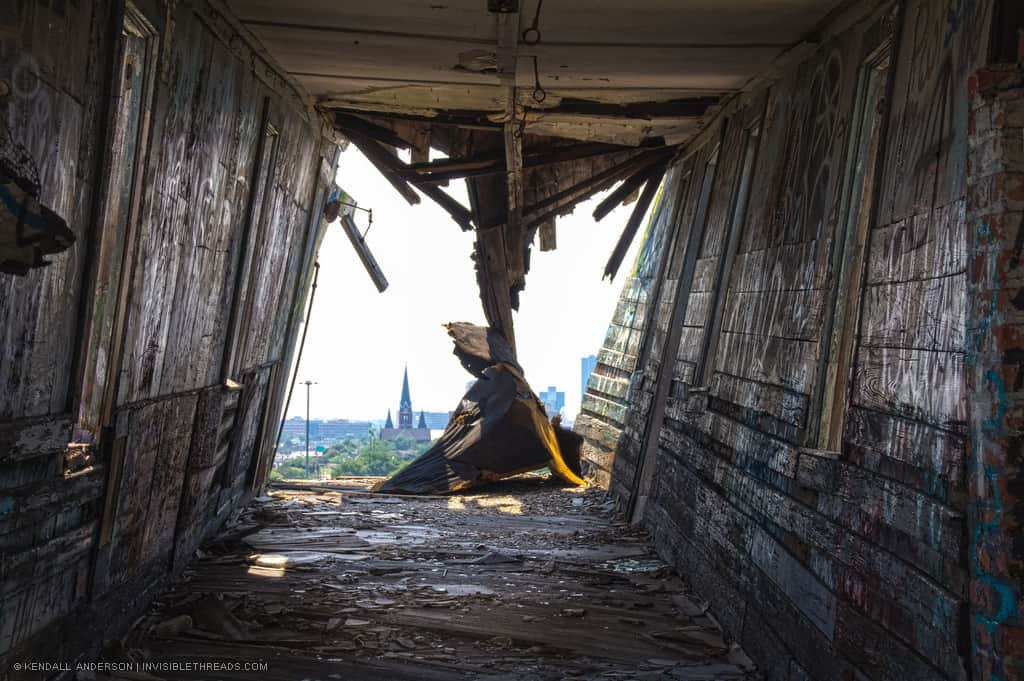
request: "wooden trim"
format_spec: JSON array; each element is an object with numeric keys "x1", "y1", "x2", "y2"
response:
[
  {"x1": 603, "y1": 162, "x2": 667, "y2": 281},
  {"x1": 629, "y1": 133, "x2": 723, "y2": 523},
  {"x1": 692, "y1": 106, "x2": 765, "y2": 388},
  {"x1": 220, "y1": 100, "x2": 278, "y2": 381},
  {"x1": 101, "y1": 4, "x2": 161, "y2": 430}
]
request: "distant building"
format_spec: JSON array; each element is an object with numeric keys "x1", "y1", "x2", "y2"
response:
[
  {"x1": 318, "y1": 419, "x2": 374, "y2": 440},
  {"x1": 381, "y1": 366, "x2": 432, "y2": 443},
  {"x1": 282, "y1": 415, "x2": 309, "y2": 438},
  {"x1": 538, "y1": 386, "x2": 565, "y2": 418},
  {"x1": 280, "y1": 416, "x2": 371, "y2": 444},
  {"x1": 581, "y1": 354, "x2": 597, "y2": 402},
  {"x1": 421, "y1": 411, "x2": 452, "y2": 429}
]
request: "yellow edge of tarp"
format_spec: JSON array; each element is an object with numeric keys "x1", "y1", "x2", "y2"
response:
[{"x1": 499, "y1": 363, "x2": 586, "y2": 487}]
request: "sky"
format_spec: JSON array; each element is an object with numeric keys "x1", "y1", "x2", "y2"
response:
[{"x1": 286, "y1": 145, "x2": 646, "y2": 422}]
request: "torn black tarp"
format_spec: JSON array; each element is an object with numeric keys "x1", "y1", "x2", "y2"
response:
[{"x1": 375, "y1": 322, "x2": 585, "y2": 494}]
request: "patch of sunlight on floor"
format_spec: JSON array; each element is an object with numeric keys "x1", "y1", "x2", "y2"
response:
[
  {"x1": 470, "y1": 495, "x2": 523, "y2": 515},
  {"x1": 446, "y1": 495, "x2": 524, "y2": 514}
]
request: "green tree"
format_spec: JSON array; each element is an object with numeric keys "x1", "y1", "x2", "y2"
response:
[{"x1": 331, "y1": 438, "x2": 406, "y2": 477}]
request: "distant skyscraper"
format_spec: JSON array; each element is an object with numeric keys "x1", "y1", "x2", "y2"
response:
[
  {"x1": 538, "y1": 386, "x2": 565, "y2": 418},
  {"x1": 581, "y1": 354, "x2": 597, "y2": 402}
]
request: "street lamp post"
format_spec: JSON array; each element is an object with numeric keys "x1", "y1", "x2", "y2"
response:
[{"x1": 302, "y1": 380, "x2": 317, "y2": 479}]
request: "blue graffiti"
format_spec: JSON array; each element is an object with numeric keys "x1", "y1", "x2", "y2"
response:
[
  {"x1": 966, "y1": 222, "x2": 998, "y2": 369},
  {"x1": 0, "y1": 496, "x2": 12, "y2": 517},
  {"x1": 967, "y1": 220, "x2": 1018, "y2": 680}
]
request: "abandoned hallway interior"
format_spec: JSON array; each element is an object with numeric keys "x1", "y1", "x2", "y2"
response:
[
  {"x1": 2, "y1": 0, "x2": 1024, "y2": 680},
  {"x1": 113, "y1": 477, "x2": 756, "y2": 680}
]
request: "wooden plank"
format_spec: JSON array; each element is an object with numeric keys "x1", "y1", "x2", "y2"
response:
[
  {"x1": 860, "y1": 274, "x2": 965, "y2": 352},
  {"x1": 877, "y1": 0, "x2": 994, "y2": 222},
  {"x1": 0, "y1": 416, "x2": 72, "y2": 464},
  {"x1": 851, "y1": 346, "x2": 966, "y2": 432},
  {"x1": 714, "y1": 330, "x2": 819, "y2": 394},
  {"x1": 592, "y1": 163, "x2": 659, "y2": 222},
  {"x1": 843, "y1": 406, "x2": 965, "y2": 497},
  {"x1": 334, "y1": 112, "x2": 410, "y2": 150},
  {"x1": 604, "y1": 165, "x2": 664, "y2": 281},
  {"x1": 710, "y1": 372, "x2": 808, "y2": 429},
  {"x1": 866, "y1": 200, "x2": 966, "y2": 284},
  {"x1": 414, "y1": 183, "x2": 474, "y2": 231},
  {"x1": 722, "y1": 289, "x2": 826, "y2": 342},
  {"x1": 347, "y1": 135, "x2": 421, "y2": 206}
]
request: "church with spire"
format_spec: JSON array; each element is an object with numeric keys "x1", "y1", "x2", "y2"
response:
[{"x1": 380, "y1": 366, "x2": 432, "y2": 444}]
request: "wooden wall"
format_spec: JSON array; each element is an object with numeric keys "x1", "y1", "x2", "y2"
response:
[
  {"x1": 0, "y1": 1, "x2": 337, "y2": 675},
  {"x1": 582, "y1": 0, "x2": 1000, "y2": 678},
  {"x1": 574, "y1": 165, "x2": 684, "y2": 487}
]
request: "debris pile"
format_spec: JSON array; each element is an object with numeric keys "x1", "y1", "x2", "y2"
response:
[{"x1": 98, "y1": 476, "x2": 757, "y2": 680}]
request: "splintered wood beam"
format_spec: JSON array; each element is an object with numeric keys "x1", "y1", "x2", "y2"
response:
[
  {"x1": 346, "y1": 134, "x2": 421, "y2": 206},
  {"x1": 476, "y1": 226, "x2": 517, "y2": 352},
  {"x1": 495, "y1": 4, "x2": 524, "y2": 293},
  {"x1": 523, "y1": 148, "x2": 672, "y2": 228},
  {"x1": 593, "y1": 162, "x2": 660, "y2": 222},
  {"x1": 415, "y1": 182, "x2": 474, "y2": 231},
  {"x1": 401, "y1": 141, "x2": 647, "y2": 183},
  {"x1": 503, "y1": 96, "x2": 525, "y2": 290},
  {"x1": 333, "y1": 107, "x2": 502, "y2": 131},
  {"x1": 401, "y1": 152, "x2": 503, "y2": 181},
  {"x1": 410, "y1": 126, "x2": 432, "y2": 165},
  {"x1": 344, "y1": 130, "x2": 475, "y2": 229},
  {"x1": 335, "y1": 113, "x2": 410, "y2": 150},
  {"x1": 536, "y1": 96, "x2": 719, "y2": 118},
  {"x1": 538, "y1": 218, "x2": 557, "y2": 251},
  {"x1": 603, "y1": 162, "x2": 666, "y2": 281}
]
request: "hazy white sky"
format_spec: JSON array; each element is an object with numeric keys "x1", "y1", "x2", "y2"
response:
[{"x1": 286, "y1": 145, "x2": 645, "y2": 422}]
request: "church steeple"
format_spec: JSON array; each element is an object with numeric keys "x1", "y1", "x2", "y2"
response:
[
  {"x1": 398, "y1": 365, "x2": 413, "y2": 429},
  {"x1": 417, "y1": 410, "x2": 427, "y2": 429},
  {"x1": 384, "y1": 409, "x2": 394, "y2": 429},
  {"x1": 400, "y1": 365, "x2": 412, "y2": 409}
]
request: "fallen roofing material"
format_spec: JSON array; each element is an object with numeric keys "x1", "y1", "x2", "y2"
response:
[
  {"x1": 101, "y1": 478, "x2": 755, "y2": 680},
  {"x1": 375, "y1": 322, "x2": 585, "y2": 495}
]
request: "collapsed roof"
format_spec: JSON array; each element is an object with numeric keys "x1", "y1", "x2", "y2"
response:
[{"x1": 225, "y1": 0, "x2": 849, "y2": 347}]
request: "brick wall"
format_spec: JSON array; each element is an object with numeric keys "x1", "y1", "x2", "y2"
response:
[{"x1": 966, "y1": 62, "x2": 1024, "y2": 681}]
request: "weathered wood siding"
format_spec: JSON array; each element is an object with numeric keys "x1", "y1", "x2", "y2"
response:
[
  {"x1": 574, "y1": 165, "x2": 684, "y2": 487},
  {"x1": 591, "y1": 1, "x2": 999, "y2": 679},
  {"x1": 0, "y1": 1, "x2": 337, "y2": 674}
]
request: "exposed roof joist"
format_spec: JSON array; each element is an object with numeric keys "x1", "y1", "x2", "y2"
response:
[{"x1": 236, "y1": 0, "x2": 852, "y2": 352}]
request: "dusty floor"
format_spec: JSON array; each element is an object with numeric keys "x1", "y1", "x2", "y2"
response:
[{"x1": 96, "y1": 475, "x2": 758, "y2": 680}]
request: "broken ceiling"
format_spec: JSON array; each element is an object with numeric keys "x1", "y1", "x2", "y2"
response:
[{"x1": 225, "y1": 0, "x2": 848, "y2": 346}]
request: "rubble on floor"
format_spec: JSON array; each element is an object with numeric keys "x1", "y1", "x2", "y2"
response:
[{"x1": 91, "y1": 475, "x2": 758, "y2": 680}]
